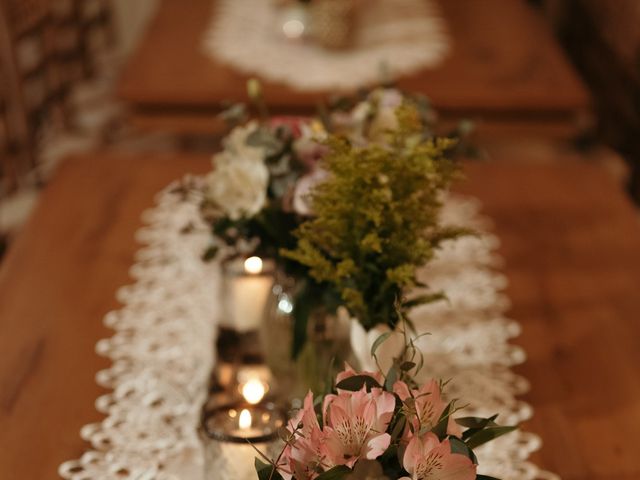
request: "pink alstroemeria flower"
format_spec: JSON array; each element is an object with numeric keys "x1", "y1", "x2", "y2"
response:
[
  {"x1": 335, "y1": 362, "x2": 385, "y2": 387},
  {"x1": 291, "y1": 168, "x2": 329, "y2": 216},
  {"x1": 321, "y1": 387, "x2": 396, "y2": 468},
  {"x1": 278, "y1": 392, "x2": 327, "y2": 480},
  {"x1": 400, "y1": 432, "x2": 476, "y2": 480},
  {"x1": 393, "y1": 380, "x2": 463, "y2": 438}
]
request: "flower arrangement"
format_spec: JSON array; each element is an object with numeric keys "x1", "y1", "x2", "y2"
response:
[
  {"x1": 201, "y1": 82, "x2": 473, "y2": 356},
  {"x1": 254, "y1": 331, "x2": 515, "y2": 479}
]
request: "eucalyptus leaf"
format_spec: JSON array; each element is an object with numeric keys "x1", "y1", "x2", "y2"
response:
[
  {"x1": 465, "y1": 426, "x2": 518, "y2": 450},
  {"x1": 401, "y1": 292, "x2": 445, "y2": 309},
  {"x1": 399, "y1": 361, "x2": 416, "y2": 371},
  {"x1": 201, "y1": 245, "x2": 218, "y2": 262},
  {"x1": 246, "y1": 128, "x2": 284, "y2": 158},
  {"x1": 384, "y1": 364, "x2": 398, "y2": 392},
  {"x1": 218, "y1": 103, "x2": 248, "y2": 125},
  {"x1": 370, "y1": 332, "x2": 393, "y2": 358},
  {"x1": 455, "y1": 415, "x2": 497, "y2": 429},
  {"x1": 270, "y1": 172, "x2": 296, "y2": 199},
  {"x1": 449, "y1": 437, "x2": 478, "y2": 465},
  {"x1": 390, "y1": 416, "x2": 406, "y2": 442},
  {"x1": 459, "y1": 415, "x2": 500, "y2": 441},
  {"x1": 335, "y1": 375, "x2": 382, "y2": 392},
  {"x1": 415, "y1": 349, "x2": 424, "y2": 374},
  {"x1": 267, "y1": 154, "x2": 293, "y2": 178},
  {"x1": 431, "y1": 401, "x2": 453, "y2": 440},
  {"x1": 455, "y1": 417, "x2": 485, "y2": 429}
]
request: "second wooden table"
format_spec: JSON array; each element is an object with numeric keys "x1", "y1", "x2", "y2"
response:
[{"x1": 117, "y1": 0, "x2": 590, "y2": 136}]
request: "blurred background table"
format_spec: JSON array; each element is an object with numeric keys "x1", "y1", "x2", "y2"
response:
[
  {"x1": 1, "y1": 152, "x2": 639, "y2": 479},
  {"x1": 117, "y1": 0, "x2": 590, "y2": 138}
]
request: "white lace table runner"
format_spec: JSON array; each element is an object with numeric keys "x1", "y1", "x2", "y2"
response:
[
  {"x1": 202, "y1": 0, "x2": 450, "y2": 92},
  {"x1": 59, "y1": 179, "x2": 559, "y2": 480}
]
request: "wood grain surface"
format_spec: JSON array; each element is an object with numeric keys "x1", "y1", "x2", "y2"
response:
[
  {"x1": 1, "y1": 153, "x2": 639, "y2": 479},
  {"x1": 117, "y1": 0, "x2": 590, "y2": 132}
]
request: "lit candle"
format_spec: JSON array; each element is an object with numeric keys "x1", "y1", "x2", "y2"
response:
[
  {"x1": 224, "y1": 256, "x2": 274, "y2": 333},
  {"x1": 201, "y1": 402, "x2": 286, "y2": 480},
  {"x1": 280, "y1": 4, "x2": 308, "y2": 41},
  {"x1": 235, "y1": 408, "x2": 261, "y2": 436},
  {"x1": 241, "y1": 379, "x2": 267, "y2": 405},
  {"x1": 243, "y1": 256, "x2": 263, "y2": 274}
]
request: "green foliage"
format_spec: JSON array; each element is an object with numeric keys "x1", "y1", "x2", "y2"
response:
[
  {"x1": 316, "y1": 466, "x2": 352, "y2": 479},
  {"x1": 334, "y1": 375, "x2": 383, "y2": 392},
  {"x1": 282, "y1": 106, "x2": 464, "y2": 331}
]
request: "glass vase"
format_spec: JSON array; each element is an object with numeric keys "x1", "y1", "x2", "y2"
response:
[{"x1": 260, "y1": 274, "x2": 358, "y2": 404}]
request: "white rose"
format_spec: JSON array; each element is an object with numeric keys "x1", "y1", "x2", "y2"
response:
[
  {"x1": 374, "y1": 88, "x2": 404, "y2": 109},
  {"x1": 222, "y1": 121, "x2": 264, "y2": 161},
  {"x1": 339, "y1": 88, "x2": 405, "y2": 145},
  {"x1": 206, "y1": 150, "x2": 269, "y2": 220},
  {"x1": 369, "y1": 107, "x2": 399, "y2": 140},
  {"x1": 368, "y1": 88, "x2": 404, "y2": 141},
  {"x1": 205, "y1": 121, "x2": 271, "y2": 220},
  {"x1": 351, "y1": 101, "x2": 372, "y2": 125}
]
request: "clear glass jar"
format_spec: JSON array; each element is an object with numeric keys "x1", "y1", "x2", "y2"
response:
[{"x1": 261, "y1": 273, "x2": 358, "y2": 404}]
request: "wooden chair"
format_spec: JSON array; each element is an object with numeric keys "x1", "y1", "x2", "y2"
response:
[
  {"x1": 0, "y1": 0, "x2": 42, "y2": 194},
  {"x1": 0, "y1": 0, "x2": 115, "y2": 196},
  {"x1": 542, "y1": 0, "x2": 640, "y2": 203},
  {"x1": 49, "y1": 0, "x2": 115, "y2": 98}
]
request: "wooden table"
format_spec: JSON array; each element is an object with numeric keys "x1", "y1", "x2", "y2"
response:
[
  {"x1": 2, "y1": 152, "x2": 640, "y2": 479},
  {"x1": 117, "y1": 0, "x2": 591, "y2": 137}
]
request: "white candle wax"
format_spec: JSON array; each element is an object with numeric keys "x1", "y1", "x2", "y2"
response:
[
  {"x1": 230, "y1": 274, "x2": 273, "y2": 332},
  {"x1": 205, "y1": 439, "x2": 267, "y2": 480},
  {"x1": 222, "y1": 257, "x2": 274, "y2": 333}
]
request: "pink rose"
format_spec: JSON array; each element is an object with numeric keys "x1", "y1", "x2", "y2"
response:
[
  {"x1": 292, "y1": 169, "x2": 329, "y2": 216},
  {"x1": 269, "y1": 116, "x2": 310, "y2": 138}
]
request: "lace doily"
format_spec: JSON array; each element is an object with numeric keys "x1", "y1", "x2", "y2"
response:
[
  {"x1": 59, "y1": 181, "x2": 558, "y2": 480},
  {"x1": 202, "y1": 0, "x2": 450, "y2": 92}
]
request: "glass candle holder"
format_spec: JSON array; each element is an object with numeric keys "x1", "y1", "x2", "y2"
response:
[
  {"x1": 201, "y1": 402, "x2": 286, "y2": 480},
  {"x1": 213, "y1": 256, "x2": 276, "y2": 392},
  {"x1": 220, "y1": 256, "x2": 275, "y2": 334}
]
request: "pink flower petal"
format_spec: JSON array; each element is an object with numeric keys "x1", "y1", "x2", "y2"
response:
[{"x1": 366, "y1": 433, "x2": 392, "y2": 459}]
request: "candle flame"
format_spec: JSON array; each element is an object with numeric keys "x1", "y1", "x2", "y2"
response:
[
  {"x1": 239, "y1": 408, "x2": 252, "y2": 430},
  {"x1": 244, "y1": 256, "x2": 263, "y2": 274},
  {"x1": 242, "y1": 379, "x2": 266, "y2": 405},
  {"x1": 283, "y1": 19, "x2": 305, "y2": 39}
]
